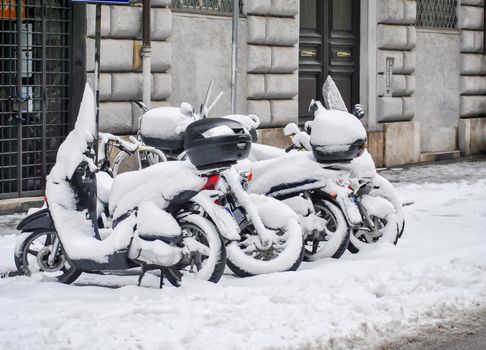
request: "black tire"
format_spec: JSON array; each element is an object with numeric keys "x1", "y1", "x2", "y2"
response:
[
  {"x1": 226, "y1": 219, "x2": 304, "y2": 277},
  {"x1": 304, "y1": 200, "x2": 350, "y2": 261},
  {"x1": 165, "y1": 215, "x2": 226, "y2": 286},
  {"x1": 399, "y1": 219, "x2": 406, "y2": 238},
  {"x1": 14, "y1": 230, "x2": 81, "y2": 284}
]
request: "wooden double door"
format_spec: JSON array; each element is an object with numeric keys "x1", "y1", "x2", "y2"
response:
[{"x1": 299, "y1": 0, "x2": 360, "y2": 123}]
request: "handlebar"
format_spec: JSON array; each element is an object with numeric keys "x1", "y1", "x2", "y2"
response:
[{"x1": 99, "y1": 132, "x2": 139, "y2": 154}]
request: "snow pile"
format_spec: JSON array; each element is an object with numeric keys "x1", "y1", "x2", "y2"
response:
[
  {"x1": 109, "y1": 161, "x2": 205, "y2": 220},
  {"x1": 140, "y1": 106, "x2": 193, "y2": 139},
  {"x1": 350, "y1": 149, "x2": 377, "y2": 179},
  {"x1": 309, "y1": 101, "x2": 367, "y2": 146},
  {"x1": 221, "y1": 114, "x2": 260, "y2": 131},
  {"x1": 243, "y1": 152, "x2": 347, "y2": 196},
  {"x1": 51, "y1": 84, "x2": 96, "y2": 180},
  {"x1": 247, "y1": 143, "x2": 286, "y2": 162},
  {"x1": 137, "y1": 201, "x2": 181, "y2": 238}
]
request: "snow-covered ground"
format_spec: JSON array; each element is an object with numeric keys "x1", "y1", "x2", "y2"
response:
[{"x1": 1, "y1": 159, "x2": 485, "y2": 350}]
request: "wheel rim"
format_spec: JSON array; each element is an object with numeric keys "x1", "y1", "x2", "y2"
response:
[
  {"x1": 21, "y1": 231, "x2": 74, "y2": 278},
  {"x1": 237, "y1": 221, "x2": 287, "y2": 261},
  {"x1": 142, "y1": 150, "x2": 165, "y2": 167},
  {"x1": 353, "y1": 216, "x2": 387, "y2": 244},
  {"x1": 171, "y1": 223, "x2": 212, "y2": 280},
  {"x1": 304, "y1": 203, "x2": 337, "y2": 256}
]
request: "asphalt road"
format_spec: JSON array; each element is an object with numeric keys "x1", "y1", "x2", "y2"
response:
[{"x1": 382, "y1": 308, "x2": 486, "y2": 350}]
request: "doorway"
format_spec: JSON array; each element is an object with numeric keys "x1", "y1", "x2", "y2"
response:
[{"x1": 298, "y1": 0, "x2": 360, "y2": 123}]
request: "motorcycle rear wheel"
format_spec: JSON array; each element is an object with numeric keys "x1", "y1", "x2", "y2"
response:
[
  {"x1": 165, "y1": 215, "x2": 226, "y2": 286},
  {"x1": 14, "y1": 230, "x2": 81, "y2": 284}
]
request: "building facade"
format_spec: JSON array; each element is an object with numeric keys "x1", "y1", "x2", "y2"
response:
[
  {"x1": 90, "y1": 0, "x2": 486, "y2": 166},
  {"x1": 1, "y1": 0, "x2": 485, "y2": 199}
]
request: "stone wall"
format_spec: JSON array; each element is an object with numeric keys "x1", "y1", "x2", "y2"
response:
[
  {"x1": 415, "y1": 31, "x2": 461, "y2": 153},
  {"x1": 86, "y1": 1, "x2": 172, "y2": 134},
  {"x1": 376, "y1": 0, "x2": 416, "y2": 123},
  {"x1": 168, "y1": 13, "x2": 248, "y2": 118},
  {"x1": 244, "y1": 0, "x2": 300, "y2": 128},
  {"x1": 459, "y1": 0, "x2": 486, "y2": 118}
]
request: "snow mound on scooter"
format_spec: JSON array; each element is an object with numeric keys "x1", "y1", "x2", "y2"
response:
[
  {"x1": 140, "y1": 107, "x2": 191, "y2": 139},
  {"x1": 109, "y1": 161, "x2": 206, "y2": 220},
  {"x1": 46, "y1": 84, "x2": 134, "y2": 262},
  {"x1": 52, "y1": 83, "x2": 96, "y2": 180},
  {"x1": 249, "y1": 194, "x2": 298, "y2": 229},
  {"x1": 350, "y1": 149, "x2": 377, "y2": 179},
  {"x1": 137, "y1": 201, "x2": 181, "y2": 238},
  {"x1": 221, "y1": 114, "x2": 260, "y2": 130},
  {"x1": 310, "y1": 107, "x2": 367, "y2": 146},
  {"x1": 245, "y1": 152, "x2": 346, "y2": 196},
  {"x1": 247, "y1": 143, "x2": 286, "y2": 162}
]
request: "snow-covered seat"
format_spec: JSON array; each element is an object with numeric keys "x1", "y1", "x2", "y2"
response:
[
  {"x1": 139, "y1": 107, "x2": 190, "y2": 153},
  {"x1": 108, "y1": 161, "x2": 205, "y2": 222}
]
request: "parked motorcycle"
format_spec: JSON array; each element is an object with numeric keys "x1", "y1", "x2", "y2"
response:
[
  {"x1": 245, "y1": 76, "x2": 404, "y2": 255},
  {"x1": 182, "y1": 118, "x2": 305, "y2": 277},
  {"x1": 14, "y1": 84, "x2": 230, "y2": 287}
]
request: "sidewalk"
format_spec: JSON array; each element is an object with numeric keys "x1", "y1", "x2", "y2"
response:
[{"x1": 0, "y1": 197, "x2": 43, "y2": 215}]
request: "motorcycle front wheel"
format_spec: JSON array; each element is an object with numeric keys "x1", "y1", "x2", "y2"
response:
[
  {"x1": 347, "y1": 213, "x2": 400, "y2": 253},
  {"x1": 14, "y1": 230, "x2": 81, "y2": 284},
  {"x1": 226, "y1": 218, "x2": 304, "y2": 277},
  {"x1": 304, "y1": 200, "x2": 350, "y2": 261}
]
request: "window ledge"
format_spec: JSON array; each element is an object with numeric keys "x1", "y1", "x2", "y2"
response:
[{"x1": 416, "y1": 27, "x2": 461, "y2": 35}]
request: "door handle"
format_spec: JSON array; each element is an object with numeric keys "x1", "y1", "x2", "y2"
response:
[
  {"x1": 336, "y1": 51, "x2": 351, "y2": 58},
  {"x1": 300, "y1": 49, "x2": 317, "y2": 58}
]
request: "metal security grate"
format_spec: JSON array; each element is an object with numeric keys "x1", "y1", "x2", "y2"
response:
[
  {"x1": 417, "y1": 0, "x2": 458, "y2": 29},
  {"x1": 0, "y1": 0, "x2": 71, "y2": 199},
  {"x1": 170, "y1": 0, "x2": 243, "y2": 15}
]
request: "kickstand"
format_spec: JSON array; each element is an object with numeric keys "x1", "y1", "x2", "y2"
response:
[
  {"x1": 159, "y1": 269, "x2": 165, "y2": 289},
  {"x1": 138, "y1": 263, "x2": 146, "y2": 287}
]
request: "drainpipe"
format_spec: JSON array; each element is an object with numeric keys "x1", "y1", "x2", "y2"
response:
[
  {"x1": 231, "y1": 0, "x2": 239, "y2": 114},
  {"x1": 142, "y1": 0, "x2": 151, "y2": 109},
  {"x1": 94, "y1": 4, "x2": 101, "y2": 162}
]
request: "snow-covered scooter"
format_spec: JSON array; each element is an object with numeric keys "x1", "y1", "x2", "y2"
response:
[
  {"x1": 245, "y1": 77, "x2": 404, "y2": 255},
  {"x1": 14, "y1": 85, "x2": 231, "y2": 287}
]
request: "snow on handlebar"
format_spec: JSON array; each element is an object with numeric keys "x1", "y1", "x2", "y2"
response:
[{"x1": 99, "y1": 132, "x2": 139, "y2": 153}]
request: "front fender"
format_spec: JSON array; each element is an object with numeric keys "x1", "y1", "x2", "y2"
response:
[
  {"x1": 16, "y1": 208, "x2": 54, "y2": 232},
  {"x1": 360, "y1": 194, "x2": 395, "y2": 218},
  {"x1": 317, "y1": 180, "x2": 362, "y2": 225},
  {"x1": 190, "y1": 192, "x2": 241, "y2": 241}
]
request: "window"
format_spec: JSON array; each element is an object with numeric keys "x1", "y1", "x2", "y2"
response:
[
  {"x1": 170, "y1": 0, "x2": 243, "y2": 16},
  {"x1": 416, "y1": 0, "x2": 457, "y2": 29}
]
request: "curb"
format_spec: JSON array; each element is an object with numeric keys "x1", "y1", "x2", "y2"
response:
[{"x1": 0, "y1": 197, "x2": 44, "y2": 215}]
